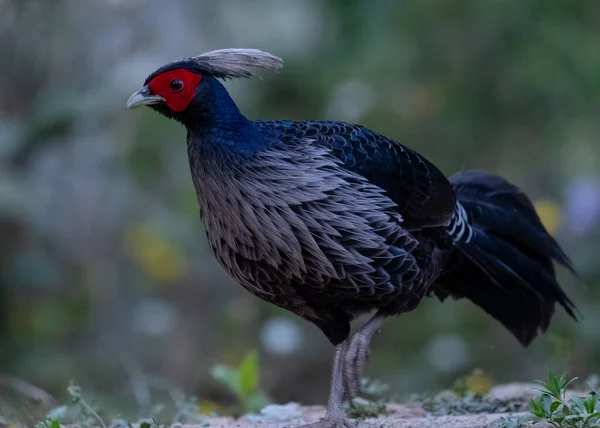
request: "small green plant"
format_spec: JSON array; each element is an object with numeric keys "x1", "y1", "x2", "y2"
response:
[
  {"x1": 344, "y1": 378, "x2": 391, "y2": 419},
  {"x1": 527, "y1": 370, "x2": 600, "y2": 427},
  {"x1": 35, "y1": 420, "x2": 62, "y2": 428},
  {"x1": 34, "y1": 381, "x2": 108, "y2": 428},
  {"x1": 345, "y1": 398, "x2": 388, "y2": 419},
  {"x1": 210, "y1": 350, "x2": 270, "y2": 415}
]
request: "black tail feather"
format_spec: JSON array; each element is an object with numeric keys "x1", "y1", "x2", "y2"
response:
[{"x1": 435, "y1": 170, "x2": 577, "y2": 346}]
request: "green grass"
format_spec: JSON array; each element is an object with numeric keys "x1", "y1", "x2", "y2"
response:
[{"x1": 209, "y1": 349, "x2": 270, "y2": 416}]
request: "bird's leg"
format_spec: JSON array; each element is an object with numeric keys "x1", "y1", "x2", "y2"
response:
[
  {"x1": 343, "y1": 313, "x2": 386, "y2": 402},
  {"x1": 300, "y1": 341, "x2": 357, "y2": 428},
  {"x1": 300, "y1": 314, "x2": 386, "y2": 427}
]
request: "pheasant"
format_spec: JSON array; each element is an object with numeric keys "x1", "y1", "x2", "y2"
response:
[{"x1": 126, "y1": 49, "x2": 577, "y2": 427}]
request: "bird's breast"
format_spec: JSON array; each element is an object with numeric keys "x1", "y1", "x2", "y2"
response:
[{"x1": 187, "y1": 143, "x2": 424, "y2": 305}]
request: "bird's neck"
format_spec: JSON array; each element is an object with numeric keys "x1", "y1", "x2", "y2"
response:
[{"x1": 185, "y1": 80, "x2": 266, "y2": 156}]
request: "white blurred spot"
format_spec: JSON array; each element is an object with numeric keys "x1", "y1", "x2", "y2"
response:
[
  {"x1": 564, "y1": 177, "x2": 600, "y2": 236},
  {"x1": 425, "y1": 334, "x2": 470, "y2": 373},
  {"x1": 259, "y1": 316, "x2": 302, "y2": 355},
  {"x1": 132, "y1": 299, "x2": 177, "y2": 336},
  {"x1": 260, "y1": 402, "x2": 302, "y2": 421}
]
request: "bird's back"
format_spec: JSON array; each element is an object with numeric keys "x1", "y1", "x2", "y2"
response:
[{"x1": 257, "y1": 121, "x2": 457, "y2": 229}]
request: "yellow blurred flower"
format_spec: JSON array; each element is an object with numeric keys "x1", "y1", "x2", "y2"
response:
[
  {"x1": 452, "y1": 368, "x2": 494, "y2": 395},
  {"x1": 123, "y1": 222, "x2": 186, "y2": 283},
  {"x1": 534, "y1": 200, "x2": 562, "y2": 236},
  {"x1": 465, "y1": 372, "x2": 494, "y2": 394},
  {"x1": 198, "y1": 398, "x2": 229, "y2": 415}
]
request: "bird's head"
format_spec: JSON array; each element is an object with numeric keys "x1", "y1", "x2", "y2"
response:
[{"x1": 126, "y1": 49, "x2": 283, "y2": 125}]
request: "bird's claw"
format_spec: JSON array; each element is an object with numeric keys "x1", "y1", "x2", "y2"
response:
[{"x1": 299, "y1": 415, "x2": 357, "y2": 428}]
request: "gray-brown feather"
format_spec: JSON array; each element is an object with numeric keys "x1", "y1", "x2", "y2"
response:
[
  {"x1": 188, "y1": 136, "x2": 444, "y2": 343},
  {"x1": 188, "y1": 48, "x2": 283, "y2": 80}
]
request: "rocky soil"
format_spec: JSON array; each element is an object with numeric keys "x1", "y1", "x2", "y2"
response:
[{"x1": 195, "y1": 382, "x2": 573, "y2": 427}]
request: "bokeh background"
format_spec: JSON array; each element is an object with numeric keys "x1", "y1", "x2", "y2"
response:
[{"x1": 1, "y1": 0, "x2": 599, "y2": 421}]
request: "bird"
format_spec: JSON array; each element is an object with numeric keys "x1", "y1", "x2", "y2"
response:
[{"x1": 126, "y1": 49, "x2": 577, "y2": 428}]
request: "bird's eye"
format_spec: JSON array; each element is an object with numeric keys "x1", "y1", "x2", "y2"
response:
[{"x1": 169, "y1": 79, "x2": 184, "y2": 92}]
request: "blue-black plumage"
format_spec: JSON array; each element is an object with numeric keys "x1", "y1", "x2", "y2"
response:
[{"x1": 126, "y1": 49, "x2": 577, "y2": 428}]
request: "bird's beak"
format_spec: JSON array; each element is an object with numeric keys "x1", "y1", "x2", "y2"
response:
[{"x1": 126, "y1": 85, "x2": 165, "y2": 110}]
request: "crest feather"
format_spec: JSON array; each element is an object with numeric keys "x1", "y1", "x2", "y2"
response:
[{"x1": 189, "y1": 48, "x2": 283, "y2": 79}]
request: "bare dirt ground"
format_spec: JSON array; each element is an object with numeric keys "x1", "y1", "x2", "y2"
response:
[
  {"x1": 200, "y1": 405, "x2": 531, "y2": 427},
  {"x1": 195, "y1": 383, "x2": 562, "y2": 427}
]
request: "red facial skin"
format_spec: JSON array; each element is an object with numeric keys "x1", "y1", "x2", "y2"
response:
[{"x1": 148, "y1": 69, "x2": 202, "y2": 112}]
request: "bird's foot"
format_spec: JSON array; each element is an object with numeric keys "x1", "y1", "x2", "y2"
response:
[
  {"x1": 299, "y1": 410, "x2": 357, "y2": 428},
  {"x1": 342, "y1": 332, "x2": 371, "y2": 402}
]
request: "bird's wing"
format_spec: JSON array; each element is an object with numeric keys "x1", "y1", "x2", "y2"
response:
[{"x1": 272, "y1": 121, "x2": 457, "y2": 230}]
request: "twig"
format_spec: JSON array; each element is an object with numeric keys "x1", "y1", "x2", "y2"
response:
[
  {"x1": 0, "y1": 373, "x2": 56, "y2": 407},
  {"x1": 79, "y1": 397, "x2": 107, "y2": 428}
]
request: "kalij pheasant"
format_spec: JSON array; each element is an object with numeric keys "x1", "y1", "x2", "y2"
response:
[{"x1": 127, "y1": 49, "x2": 577, "y2": 428}]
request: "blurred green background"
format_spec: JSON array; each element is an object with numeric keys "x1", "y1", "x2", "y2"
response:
[{"x1": 1, "y1": 0, "x2": 599, "y2": 421}]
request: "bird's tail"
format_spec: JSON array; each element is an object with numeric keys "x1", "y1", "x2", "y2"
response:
[{"x1": 435, "y1": 170, "x2": 577, "y2": 346}]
